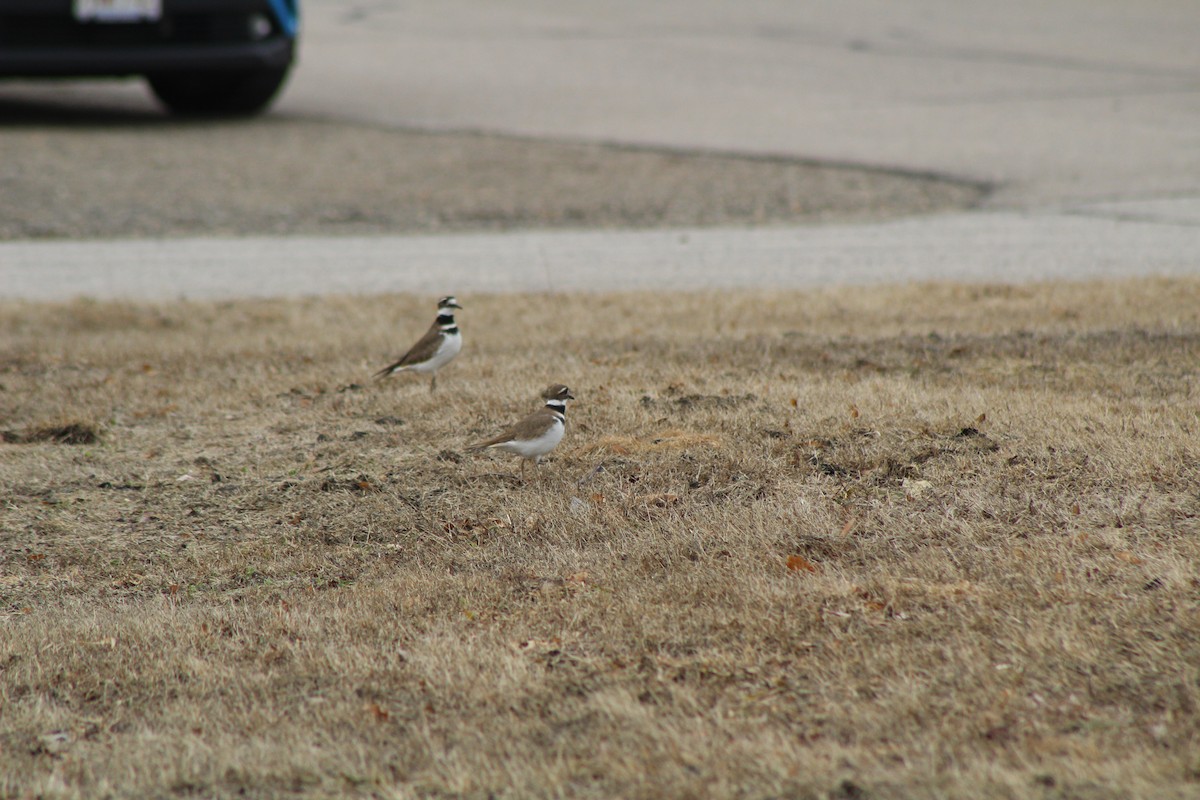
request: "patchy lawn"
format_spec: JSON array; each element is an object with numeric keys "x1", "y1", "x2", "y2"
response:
[{"x1": 2, "y1": 280, "x2": 1198, "y2": 798}]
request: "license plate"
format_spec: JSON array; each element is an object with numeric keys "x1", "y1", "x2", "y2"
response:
[{"x1": 73, "y1": 0, "x2": 162, "y2": 23}]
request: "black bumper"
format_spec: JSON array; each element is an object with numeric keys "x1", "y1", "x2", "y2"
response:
[{"x1": 0, "y1": 37, "x2": 293, "y2": 77}]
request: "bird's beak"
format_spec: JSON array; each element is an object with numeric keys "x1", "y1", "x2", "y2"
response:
[
  {"x1": 451, "y1": 302, "x2": 463, "y2": 309},
  {"x1": 565, "y1": 391, "x2": 576, "y2": 400}
]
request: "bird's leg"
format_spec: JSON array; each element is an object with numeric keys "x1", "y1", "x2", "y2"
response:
[
  {"x1": 518, "y1": 458, "x2": 527, "y2": 482},
  {"x1": 429, "y1": 374, "x2": 437, "y2": 393}
]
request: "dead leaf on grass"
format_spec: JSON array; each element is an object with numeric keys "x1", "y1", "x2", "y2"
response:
[
  {"x1": 786, "y1": 555, "x2": 818, "y2": 573},
  {"x1": 365, "y1": 702, "x2": 390, "y2": 722},
  {"x1": 1115, "y1": 551, "x2": 1144, "y2": 565},
  {"x1": 319, "y1": 474, "x2": 380, "y2": 494}
]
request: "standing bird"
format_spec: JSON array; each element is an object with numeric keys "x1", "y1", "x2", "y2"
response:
[
  {"x1": 466, "y1": 384, "x2": 575, "y2": 480},
  {"x1": 374, "y1": 296, "x2": 462, "y2": 392}
]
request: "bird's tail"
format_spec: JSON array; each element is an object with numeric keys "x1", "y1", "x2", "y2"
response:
[
  {"x1": 373, "y1": 363, "x2": 404, "y2": 380},
  {"x1": 465, "y1": 434, "x2": 510, "y2": 453}
]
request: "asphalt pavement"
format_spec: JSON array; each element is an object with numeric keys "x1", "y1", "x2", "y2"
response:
[{"x1": 2, "y1": 0, "x2": 1197, "y2": 299}]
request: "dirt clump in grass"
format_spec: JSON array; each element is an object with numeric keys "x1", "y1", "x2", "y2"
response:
[
  {"x1": 1, "y1": 280, "x2": 1199, "y2": 799},
  {"x1": 5, "y1": 420, "x2": 101, "y2": 445}
]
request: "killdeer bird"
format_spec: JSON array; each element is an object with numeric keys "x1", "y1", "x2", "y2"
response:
[
  {"x1": 374, "y1": 296, "x2": 462, "y2": 392},
  {"x1": 466, "y1": 384, "x2": 575, "y2": 479}
]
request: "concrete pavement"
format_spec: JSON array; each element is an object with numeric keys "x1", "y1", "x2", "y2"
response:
[{"x1": 4, "y1": 203, "x2": 1197, "y2": 300}]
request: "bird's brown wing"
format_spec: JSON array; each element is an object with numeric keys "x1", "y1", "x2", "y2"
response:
[
  {"x1": 374, "y1": 321, "x2": 443, "y2": 378},
  {"x1": 466, "y1": 409, "x2": 556, "y2": 451}
]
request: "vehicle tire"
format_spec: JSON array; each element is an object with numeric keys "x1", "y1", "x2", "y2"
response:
[{"x1": 147, "y1": 65, "x2": 291, "y2": 117}]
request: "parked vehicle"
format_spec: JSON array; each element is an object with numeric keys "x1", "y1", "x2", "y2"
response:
[{"x1": 0, "y1": 0, "x2": 299, "y2": 116}]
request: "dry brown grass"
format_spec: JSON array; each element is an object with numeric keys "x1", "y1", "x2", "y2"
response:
[{"x1": 2, "y1": 280, "x2": 1199, "y2": 799}]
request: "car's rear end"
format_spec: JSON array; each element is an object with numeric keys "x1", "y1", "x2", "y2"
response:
[{"x1": 0, "y1": 0, "x2": 298, "y2": 115}]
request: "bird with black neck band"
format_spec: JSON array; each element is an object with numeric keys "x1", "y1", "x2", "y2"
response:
[
  {"x1": 374, "y1": 296, "x2": 462, "y2": 392},
  {"x1": 466, "y1": 384, "x2": 576, "y2": 481}
]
